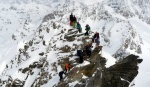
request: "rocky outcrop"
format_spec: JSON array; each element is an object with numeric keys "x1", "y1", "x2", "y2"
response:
[
  {"x1": 57, "y1": 45, "x2": 104, "y2": 87},
  {"x1": 101, "y1": 54, "x2": 142, "y2": 87},
  {"x1": 72, "y1": 54, "x2": 142, "y2": 87},
  {"x1": 55, "y1": 28, "x2": 142, "y2": 87},
  {"x1": 42, "y1": 13, "x2": 55, "y2": 22}
]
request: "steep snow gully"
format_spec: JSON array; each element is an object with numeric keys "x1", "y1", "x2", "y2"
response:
[{"x1": 0, "y1": 0, "x2": 150, "y2": 87}]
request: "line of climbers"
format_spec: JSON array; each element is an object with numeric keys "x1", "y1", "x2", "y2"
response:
[
  {"x1": 69, "y1": 13, "x2": 91, "y2": 35},
  {"x1": 58, "y1": 13, "x2": 100, "y2": 81}
]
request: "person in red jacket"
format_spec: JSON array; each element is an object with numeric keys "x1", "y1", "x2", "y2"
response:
[{"x1": 65, "y1": 63, "x2": 71, "y2": 72}]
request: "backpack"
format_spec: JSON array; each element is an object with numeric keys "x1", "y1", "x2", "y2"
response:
[{"x1": 86, "y1": 26, "x2": 90, "y2": 31}]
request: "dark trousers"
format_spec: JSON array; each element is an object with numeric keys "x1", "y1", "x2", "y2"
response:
[
  {"x1": 77, "y1": 50, "x2": 82, "y2": 56},
  {"x1": 79, "y1": 56, "x2": 83, "y2": 63},
  {"x1": 86, "y1": 50, "x2": 91, "y2": 57},
  {"x1": 92, "y1": 38, "x2": 95, "y2": 42},
  {"x1": 89, "y1": 50, "x2": 91, "y2": 57},
  {"x1": 85, "y1": 31, "x2": 89, "y2": 35}
]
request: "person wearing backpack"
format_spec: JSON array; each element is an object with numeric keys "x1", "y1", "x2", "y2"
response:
[
  {"x1": 76, "y1": 22, "x2": 82, "y2": 33},
  {"x1": 65, "y1": 63, "x2": 71, "y2": 72},
  {"x1": 93, "y1": 32, "x2": 100, "y2": 47},
  {"x1": 85, "y1": 24, "x2": 90, "y2": 35},
  {"x1": 92, "y1": 32, "x2": 99, "y2": 42}
]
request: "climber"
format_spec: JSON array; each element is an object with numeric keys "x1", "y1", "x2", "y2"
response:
[
  {"x1": 92, "y1": 32, "x2": 99, "y2": 42},
  {"x1": 79, "y1": 54, "x2": 83, "y2": 63},
  {"x1": 69, "y1": 13, "x2": 73, "y2": 26},
  {"x1": 77, "y1": 50, "x2": 84, "y2": 63},
  {"x1": 85, "y1": 43, "x2": 92, "y2": 57},
  {"x1": 82, "y1": 49, "x2": 87, "y2": 57},
  {"x1": 85, "y1": 24, "x2": 90, "y2": 35},
  {"x1": 73, "y1": 15, "x2": 77, "y2": 28},
  {"x1": 65, "y1": 63, "x2": 71, "y2": 72},
  {"x1": 95, "y1": 37, "x2": 100, "y2": 47},
  {"x1": 59, "y1": 71, "x2": 66, "y2": 81},
  {"x1": 76, "y1": 22, "x2": 82, "y2": 33},
  {"x1": 93, "y1": 32, "x2": 100, "y2": 47}
]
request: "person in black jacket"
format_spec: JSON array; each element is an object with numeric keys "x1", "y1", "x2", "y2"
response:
[
  {"x1": 69, "y1": 13, "x2": 73, "y2": 26},
  {"x1": 77, "y1": 50, "x2": 84, "y2": 63},
  {"x1": 59, "y1": 71, "x2": 66, "y2": 81}
]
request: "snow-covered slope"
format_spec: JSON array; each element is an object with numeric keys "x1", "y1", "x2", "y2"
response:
[
  {"x1": 0, "y1": 0, "x2": 150, "y2": 87},
  {"x1": 0, "y1": 2, "x2": 51, "y2": 61}
]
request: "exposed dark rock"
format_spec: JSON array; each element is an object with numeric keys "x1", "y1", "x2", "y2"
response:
[
  {"x1": 46, "y1": 27, "x2": 50, "y2": 33},
  {"x1": 30, "y1": 71, "x2": 34, "y2": 75},
  {"x1": 57, "y1": 82, "x2": 68, "y2": 87},
  {"x1": 37, "y1": 64, "x2": 43, "y2": 68},
  {"x1": 64, "y1": 29, "x2": 80, "y2": 42},
  {"x1": 29, "y1": 40, "x2": 33, "y2": 46},
  {"x1": 101, "y1": 54, "x2": 142, "y2": 87},
  {"x1": 82, "y1": 63, "x2": 96, "y2": 77},
  {"x1": 137, "y1": 59, "x2": 143, "y2": 63},
  {"x1": 24, "y1": 44, "x2": 29, "y2": 52},
  {"x1": 11, "y1": 79, "x2": 24, "y2": 87},
  {"x1": 22, "y1": 67, "x2": 30, "y2": 73},
  {"x1": 53, "y1": 22, "x2": 57, "y2": 29},
  {"x1": 64, "y1": 35, "x2": 75, "y2": 42},
  {"x1": 75, "y1": 83, "x2": 86, "y2": 87},
  {"x1": 43, "y1": 40, "x2": 46, "y2": 46},
  {"x1": 59, "y1": 45, "x2": 71, "y2": 53},
  {"x1": 29, "y1": 63, "x2": 37, "y2": 69},
  {"x1": 39, "y1": 52, "x2": 44, "y2": 56},
  {"x1": 75, "y1": 54, "x2": 142, "y2": 87},
  {"x1": 42, "y1": 13, "x2": 55, "y2": 22}
]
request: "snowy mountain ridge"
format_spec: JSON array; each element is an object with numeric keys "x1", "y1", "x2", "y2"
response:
[{"x1": 0, "y1": 0, "x2": 150, "y2": 87}]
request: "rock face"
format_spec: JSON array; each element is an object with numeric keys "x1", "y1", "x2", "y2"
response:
[
  {"x1": 101, "y1": 54, "x2": 143, "y2": 87},
  {"x1": 72, "y1": 54, "x2": 142, "y2": 87},
  {"x1": 57, "y1": 42, "x2": 103, "y2": 87},
  {"x1": 55, "y1": 29, "x2": 142, "y2": 87}
]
